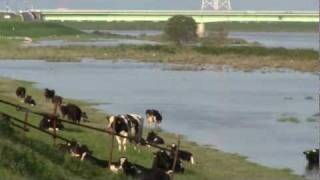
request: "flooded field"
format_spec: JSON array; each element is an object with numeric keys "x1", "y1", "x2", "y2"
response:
[{"x1": 0, "y1": 60, "x2": 317, "y2": 177}]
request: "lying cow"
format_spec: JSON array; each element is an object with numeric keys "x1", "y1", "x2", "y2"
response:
[
  {"x1": 147, "y1": 131, "x2": 165, "y2": 145},
  {"x1": 146, "y1": 109, "x2": 162, "y2": 128},
  {"x1": 44, "y1": 88, "x2": 55, "y2": 102},
  {"x1": 107, "y1": 114, "x2": 143, "y2": 151},
  {"x1": 170, "y1": 143, "x2": 195, "y2": 164},
  {"x1": 152, "y1": 150, "x2": 184, "y2": 173},
  {"x1": 60, "y1": 104, "x2": 82, "y2": 123},
  {"x1": 57, "y1": 140, "x2": 92, "y2": 161},
  {"x1": 110, "y1": 157, "x2": 170, "y2": 180},
  {"x1": 39, "y1": 115, "x2": 64, "y2": 131},
  {"x1": 16, "y1": 87, "x2": 26, "y2": 100},
  {"x1": 303, "y1": 149, "x2": 319, "y2": 167},
  {"x1": 24, "y1": 95, "x2": 36, "y2": 106}
]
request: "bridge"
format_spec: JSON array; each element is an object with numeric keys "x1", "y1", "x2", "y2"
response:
[
  {"x1": 39, "y1": 10, "x2": 318, "y2": 23},
  {"x1": 25, "y1": 9, "x2": 318, "y2": 37}
]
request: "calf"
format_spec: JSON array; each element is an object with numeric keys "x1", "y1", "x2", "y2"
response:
[
  {"x1": 39, "y1": 115, "x2": 64, "y2": 131},
  {"x1": 44, "y1": 88, "x2": 55, "y2": 102},
  {"x1": 152, "y1": 150, "x2": 184, "y2": 173},
  {"x1": 24, "y1": 96, "x2": 36, "y2": 106},
  {"x1": 60, "y1": 104, "x2": 82, "y2": 123},
  {"x1": 58, "y1": 140, "x2": 93, "y2": 161},
  {"x1": 147, "y1": 131, "x2": 165, "y2": 145},
  {"x1": 16, "y1": 87, "x2": 26, "y2": 100},
  {"x1": 110, "y1": 157, "x2": 170, "y2": 180},
  {"x1": 170, "y1": 143, "x2": 195, "y2": 164},
  {"x1": 146, "y1": 109, "x2": 162, "y2": 128},
  {"x1": 303, "y1": 149, "x2": 319, "y2": 167}
]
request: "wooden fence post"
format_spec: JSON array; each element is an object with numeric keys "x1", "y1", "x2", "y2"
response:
[
  {"x1": 108, "y1": 125, "x2": 116, "y2": 168},
  {"x1": 171, "y1": 136, "x2": 181, "y2": 180},
  {"x1": 23, "y1": 111, "x2": 29, "y2": 135},
  {"x1": 52, "y1": 102, "x2": 58, "y2": 145},
  {"x1": 52, "y1": 116, "x2": 57, "y2": 145}
]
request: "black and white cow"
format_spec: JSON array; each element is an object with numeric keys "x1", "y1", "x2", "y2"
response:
[
  {"x1": 16, "y1": 87, "x2": 26, "y2": 100},
  {"x1": 24, "y1": 95, "x2": 36, "y2": 106},
  {"x1": 52, "y1": 95, "x2": 63, "y2": 106},
  {"x1": 147, "y1": 131, "x2": 165, "y2": 145},
  {"x1": 39, "y1": 115, "x2": 64, "y2": 131},
  {"x1": 146, "y1": 109, "x2": 162, "y2": 128},
  {"x1": 44, "y1": 88, "x2": 55, "y2": 102},
  {"x1": 110, "y1": 157, "x2": 170, "y2": 180},
  {"x1": 303, "y1": 149, "x2": 319, "y2": 167},
  {"x1": 107, "y1": 114, "x2": 144, "y2": 151},
  {"x1": 60, "y1": 104, "x2": 82, "y2": 123},
  {"x1": 170, "y1": 143, "x2": 195, "y2": 164},
  {"x1": 57, "y1": 140, "x2": 93, "y2": 161},
  {"x1": 152, "y1": 150, "x2": 184, "y2": 173}
]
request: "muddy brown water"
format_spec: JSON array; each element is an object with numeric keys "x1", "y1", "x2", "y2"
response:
[{"x1": 0, "y1": 60, "x2": 318, "y2": 177}]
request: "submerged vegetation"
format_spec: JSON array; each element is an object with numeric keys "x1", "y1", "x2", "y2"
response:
[
  {"x1": 277, "y1": 117, "x2": 300, "y2": 124},
  {"x1": 0, "y1": 77, "x2": 303, "y2": 180}
]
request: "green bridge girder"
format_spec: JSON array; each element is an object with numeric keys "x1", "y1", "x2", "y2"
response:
[{"x1": 39, "y1": 10, "x2": 318, "y2": 23}]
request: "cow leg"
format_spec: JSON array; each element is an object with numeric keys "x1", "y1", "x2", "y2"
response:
[
  {"x1": 115, "y1": 136, "x2": 122, "y2": 151},
  {"x1": 190, "y1": 156, "x2": 195, "y2": 164},
  {"x1": 122, "y1": 137, "x2": 127, "y2": 152},
  {"x1": 80, "y1": 152, "x2": 87, "y2": 161}
]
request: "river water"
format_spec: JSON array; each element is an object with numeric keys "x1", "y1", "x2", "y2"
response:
[{"x1": 0, "y1": 60, "x2": 317, "y2": 177}]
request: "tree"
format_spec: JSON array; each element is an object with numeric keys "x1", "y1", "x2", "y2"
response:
[{"x1": 164, "y1": 15, "x2": 198, "y2": 45}]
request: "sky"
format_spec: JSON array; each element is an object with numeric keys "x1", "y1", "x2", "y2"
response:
[{"x1": 1, "y1": 0, "x2": 318, "y2": 11}]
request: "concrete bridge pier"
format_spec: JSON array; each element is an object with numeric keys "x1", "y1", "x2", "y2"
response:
[{"x1": 197, "y1": 23, "x2": 206, "y2": 38}]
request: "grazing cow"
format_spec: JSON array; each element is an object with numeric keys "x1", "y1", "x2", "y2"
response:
[
  {"x1": 152, "y1": 150, "x2": 184, "y2": 173},
  {"x1": 16, "y1": 87, "x2": 26, "y2": 100},
  {"x1": 303, "y1": 149, "x2": 319, "y2": 166},
  {"x1": 24, "y1": 96, "x2": 36, "y2": 106},
  {"x1": 110, "y1": 157, "x2": 171, "y2": 180},
  {"x1": 58, "y1": 140, "x2": 93, "y2": 161},
  {"x1": 60, "y1": 104, "x2": 82, "y2": 123},
  {"x1": 81, "y1": 112, "x2": 89, "y2": 122},
  {"x1": 170, "y1": 143, "x2": 195, "y2": 164},
  {"x1": 52, "y1": 95, "x2": 63, "y2": 106},
  {"x1": 107, "y1": 114, "x2": 143, "y2": 151},
  {"x1": 146, "y1": 109, "x2": 162, "y2": 128},
  {"x1": 39, "y1": 115, "x2": 64, "y2": 131},
  {"x1": 147, "y1": 131, "x2": 165, "y2": 145},
  {"x1": 44, "y1": 88, "x2": 55, "y2": 102}
]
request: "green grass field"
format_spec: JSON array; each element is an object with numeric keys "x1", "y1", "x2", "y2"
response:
[
  {"x1": 0, "y1": 21, "x2": 82, "y2": 38},
  {"x1": 0, "y1": 77, "x2": 304, "y2": 180},
  {"x1": 60, "y1": 21, "x2": 317, "y2": 32}
]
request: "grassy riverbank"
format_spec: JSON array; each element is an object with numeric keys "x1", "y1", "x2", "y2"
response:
[
  {"x1": 0, "y1": 21, "x2": 83, "y2": 38},
  {"x1": 61, "y1": 21, "x2": 317, "y2": 32},
  {"x1": 0, "y1": 77, "x2": 303, "y2": 180}
]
